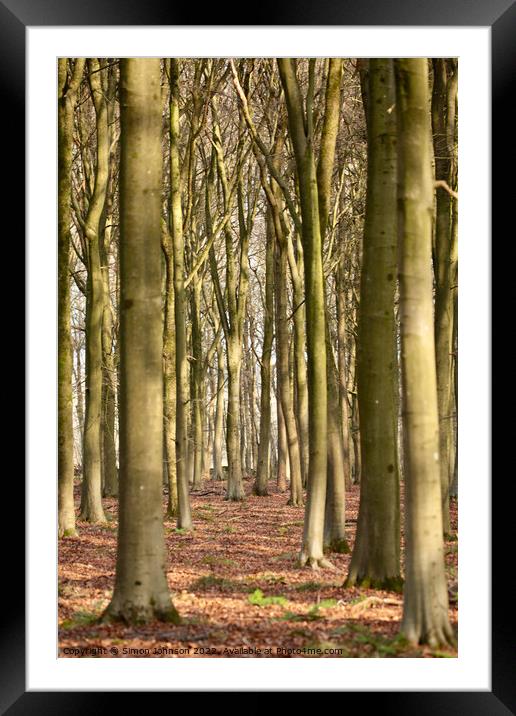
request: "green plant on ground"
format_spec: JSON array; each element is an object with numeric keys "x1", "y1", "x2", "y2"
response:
[
  {"x1": 248, "y1": 589, "x2": 288, "y2": 607},
  {"x1": 333, "y1": 623, "x2": 415, "y2": 657},
  {"x1": 60, "y1": 610, "x2": 99, "y2": 630}
]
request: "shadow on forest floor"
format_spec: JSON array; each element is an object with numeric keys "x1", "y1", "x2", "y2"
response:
[{"x1": 58, "y1": 482, "x2": 458, "y2": 658}]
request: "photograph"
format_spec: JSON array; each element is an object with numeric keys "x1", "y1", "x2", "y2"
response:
[{"x1": 57, "y1": 56, "x2": 459, "y2": 660}]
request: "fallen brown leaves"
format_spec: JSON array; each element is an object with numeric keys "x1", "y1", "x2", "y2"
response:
[{"x1": 58, "y1": 482, "x2": 458, "y2": 658}]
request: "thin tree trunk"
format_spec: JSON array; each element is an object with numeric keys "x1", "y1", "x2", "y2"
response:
[
  {"x1": 287, "y1": 233, "x2": 309, "y2": 488},
  {"x1": 58, "y1": 58, "x2": 85, "y2": 537},
  {"x1": 190, "y1": 279, "x2": 204, "y2": 489},
  {"x1": 276, "y1": 394, "x2": 289, "y2": 492},
  {"x1": 274, "y1": 224, "x2": 303, "y2": 507},
  {"x1": 74, "y1": 338, "x2": 85, "y2": 469},
  {"x1": 162, "y1": 248, "x2": 178, "y2": 516},
  {"x1": 449, "y1": 184, "x2": 459, "y2": 498},
  {"x1": 79, "y1": 59, "x2": 109, "y2": 524},
  {"x1": 212, "y1": 342, "x2": 225, "y2": 481},
  {"x1": 254, "y1": 209, "x2": 274, "y2": 496},
  {"x1": 324, "y1": 334, "x2": 349, "y2": 553},
  {"x1": 432, "y1": 58, "x2": 458, "y2": 535},
  {"x1": 100, "y1": 213, "x2": 118, "y2": 497},
  {"x1": 279, "y1": 59, "x2": 331, "y2": 569},
  {"x1": 226, "y1": 339, "x2": 245, "y2": 500},
  {"x1": 317, "y1": 58, "x2": 349, "y2": 554},
  {"x1": 336, "y1": 261, "x2": 352, "y2": 490},
  {"x1": 169, "y1": 58, "x2": 193, "y2": 530}
]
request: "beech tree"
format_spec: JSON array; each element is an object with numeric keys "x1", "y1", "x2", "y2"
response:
[
  {"x1": 59, "y1": 56, "x2": 459, "y2": 651},
  {"x1": 58, "y1": 58, "x2": 85, "y2": 538},
  {"x1": 103, "y1": 58, "x2": 179, "y2": 624},
  {"x1": 394, "y1": 58, "x2": 454, "y2": 647},
  {"x1": 278, "y1": 59, "x2": 330, "y2": 569},
  {"x1": 346, "y1": 59, "x2": 401, "y2": 589},
  {"x1": 168, "y1": 58, "x2": 193, "y2": 529},
  {"x1": 432, "y1": 58, "x2": 458, "y2": 534},
  {"x1": 254, "y1": 207, "x2": 275, "y2": 496},
  {"x1": 78, "y1": 59, "x2": 110, "y2": 524}
]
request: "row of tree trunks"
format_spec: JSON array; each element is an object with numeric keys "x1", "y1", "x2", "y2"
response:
[
  {"x1": 273, "y1": 199, "x2": 304, "y2": 508},
  {"x1": 59, "y1": 58, "x2": 456, "y2": 650}
]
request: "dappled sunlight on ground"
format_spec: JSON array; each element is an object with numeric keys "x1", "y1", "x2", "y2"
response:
[{"x1": 58, "y1": 480, "x2": 458, "y2": 658}]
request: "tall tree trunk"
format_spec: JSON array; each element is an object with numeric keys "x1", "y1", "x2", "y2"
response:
[
  {"x1": 74, "y1": 337, "x2": 85, "y2": 470},
  {"x1": 162, "y1": 247, "x2": 178, "y2": 516},
  {"x1": 317, "y1": 58, "x2": 349, "y2": 554},
  {"x1": 245, "y1": 316, "x2": 258, "y2": 474},
  {"x1": 190, "y1": 279, "x2": 204, "y2": 489},
  {"x1": 79, "y1": 59, "x2": 109, "y2": 524},
  {"x1": 100, "y1": 213, "x2": 118, "y2": 497},
  {"x1": 323, "y1": 334, "x2": 350, "y2": 553},
  {"x1": 58, "y1": 58, "x2": 85, "y2": 537},
  {"x1": 279, "y1": 59, "x2": 330, "y2": 569},
  {"x1": 103, "y1": 58, "x2": 179, "y2": 625},
  {"x1": 254, "y1": 209, "x2": 274, "y2": 496},
  {"x1": 276, "y1": 393, "x2": 289, "y2": 492},
  {"x1": 336, "y1": 261, "x2": 352, "y2": 490},
  {"x1": 274, "y1": 224, "x2": 303, "y2": 507},
  {"x1": 206, "y1": 111, "x2": 251, "y2": 501},
  {"x1": 395, "y1": 58, "x2": 454, "y2": 647},
  {"x1": 323, "y1": 323, "x2": 350, "y2": 551},
  {"x1": 449, "y1": 187, "x2": 459, "y2": 498},
  {"x1": 226, "y1": 338, "x2": 245, "y2": 500},
  {"x1": 432, "y1": 58, "x2": 458, "y2": 536},
  {"x1": 169, "y1": 58, "x2": 193, "y2": 530},
  {"x1": 287, "y1": 233, "x2": 309, "y2": 488},
  {"x1": 346, "y1": 59, "x2": 401, "y2": 590},
  {"x1": 212, "y1": 342, "x2": 225, "y2": 481}
]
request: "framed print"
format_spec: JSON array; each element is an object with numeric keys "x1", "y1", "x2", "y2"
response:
[{"x1": 6, "y1": 0, "x2": 511, "y2": 710}]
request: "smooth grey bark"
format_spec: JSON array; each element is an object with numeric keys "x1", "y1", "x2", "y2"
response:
[
  {"x1": 432, "y1": 58, "x2": 458, "y2": 534},
  {"x1": 278, "y1": 59, "x2": 331, "y2": 569},
  {"x1": 168, "y1": 58, "x2": 193, "y2": 530},
  {"x1": 274, "y1": 223, "x2": 303, "y2": 507},
  {"x1": 103, "y1": 58, "x2": 179, "y2": 625},
  {"x1": 395, "y1": 58, "x2": 454, "y2": 647},
  {"x1": 346, "y1": 59, "x2": 401, "y2": 590}
]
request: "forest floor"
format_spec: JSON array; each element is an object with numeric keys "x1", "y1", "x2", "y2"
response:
[{"x1": 59, "y1": 480, "x2": 458, "y2": 658}]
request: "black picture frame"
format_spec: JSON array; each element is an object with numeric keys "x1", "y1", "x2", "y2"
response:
[{"x1": 9, "y1": 0, "x2": 510, "y2": 710}]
